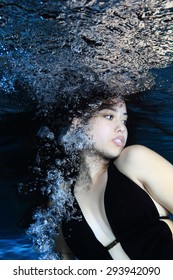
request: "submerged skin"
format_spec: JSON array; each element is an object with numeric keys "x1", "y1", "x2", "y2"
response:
[{"x1": 56, "y1": 99, "x2": 173, "y2": 259}]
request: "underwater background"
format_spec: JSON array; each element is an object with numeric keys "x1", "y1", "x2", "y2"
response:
[{"x1": 0, "y1": 0, "x2": 173, "y2": 259}]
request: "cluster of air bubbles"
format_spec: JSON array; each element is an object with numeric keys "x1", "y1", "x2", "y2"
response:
[
  {"x1": 27, "y1": 208, "x2": 62, "y2": 259},
  {"x1": 26, "y1": 141, "x2": 79, "y2": 259},
  {"x1": 0, "y1": 43, "x2": 8, "y2": 56},
  {"x1": 37, "y1": 126, "x2": 55, "y2": 141},
  {"x1": 27, "y1": 170, "x2": 76, "y2": 259},
  {"x1": 0, "y1": 75, "x2": 15, "y2": 94},
  {"x1": 61, "y1": 124, "x2": 91, "y2": 153}
]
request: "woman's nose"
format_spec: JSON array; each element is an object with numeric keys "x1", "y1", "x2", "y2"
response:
[{"x1": 114, "y1": 121, "x2": 125, "y2": 133}]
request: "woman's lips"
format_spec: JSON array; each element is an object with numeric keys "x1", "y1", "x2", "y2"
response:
[{"x1": 112, "y1": 136, "x2": 125, "y2": 147}]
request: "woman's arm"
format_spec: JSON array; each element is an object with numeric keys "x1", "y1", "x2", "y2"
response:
[{"x1": 116, "y1": 145, "x2": 173, "y2": 214}]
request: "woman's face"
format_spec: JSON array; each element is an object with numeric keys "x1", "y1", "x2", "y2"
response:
[{"x1": 86, "y1": 99, "x2": 128, "y2": 160}]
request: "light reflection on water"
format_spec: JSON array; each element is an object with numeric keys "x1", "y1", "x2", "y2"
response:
[{"x1": 0, "y1": 234, "x2": 39, "y2": 260}]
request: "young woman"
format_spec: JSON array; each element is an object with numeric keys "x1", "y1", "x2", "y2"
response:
[{"x1": 58, "y1": 98, "x2": 173, "y2": 260}]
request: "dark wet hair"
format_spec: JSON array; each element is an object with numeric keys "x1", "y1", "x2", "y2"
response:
[{"x1": 39, "y1": 66, "x2": 123, "y2": 135}]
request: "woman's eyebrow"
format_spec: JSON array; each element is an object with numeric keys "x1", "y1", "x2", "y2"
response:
[{"x1": 99, "y1": 106, "x2": 128, "y2": 116}]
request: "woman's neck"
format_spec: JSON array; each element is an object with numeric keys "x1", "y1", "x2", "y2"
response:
[{"x1": 75, "y1": 151, "x2": 110, "y2": 192}]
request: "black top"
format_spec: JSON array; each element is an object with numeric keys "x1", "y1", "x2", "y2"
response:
[{"x1": 62, "y1": 163, "x2": 173, "y2": 259}]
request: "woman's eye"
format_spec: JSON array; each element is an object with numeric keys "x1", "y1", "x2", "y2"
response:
[
  {"x1": 122, "y1": 120, "x2": 127, "y2": 125},
  {"x1": 104, "y1": 115, "x2": 114, "y2": 120}
]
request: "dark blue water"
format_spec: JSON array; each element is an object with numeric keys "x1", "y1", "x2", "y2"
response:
[
  {"x1": 0, "y1": 106, "x2": 40, "y2": 259},
  {"x1": 1, "y1": 0, "x2": 173, "y2": 259},
  {"x1": 0, "y1": 234, "x2": 39, "y2": 260},
  {"x1": 128, "y1": 65, "x2": 173, "y2": 163}
]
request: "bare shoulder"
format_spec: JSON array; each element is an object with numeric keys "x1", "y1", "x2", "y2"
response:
[
  {"x1": 114, "y1": 144, "x2": 171, "y2": 175},
  {"x1": 121, "y1": 144, "x2": 153, "y2": 155},
  {"x1": 115, "y1": 144, "x2": 152, "y2": 166}
]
